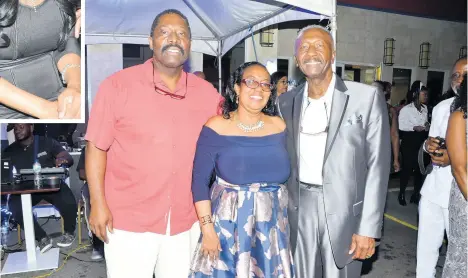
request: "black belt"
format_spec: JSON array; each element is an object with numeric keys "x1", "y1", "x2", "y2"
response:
[{"x1": 299, "y1": 181, "x2": 323, "y2": 189}]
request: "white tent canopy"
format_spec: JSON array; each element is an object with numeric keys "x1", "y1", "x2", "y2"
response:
[{"x1": 85, "y1": 0, "x2": 334, "y2": 57}]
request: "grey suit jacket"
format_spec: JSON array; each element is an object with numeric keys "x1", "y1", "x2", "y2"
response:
[{"x1": 279, "y1": 76, "x2": 390, "y2": 268}]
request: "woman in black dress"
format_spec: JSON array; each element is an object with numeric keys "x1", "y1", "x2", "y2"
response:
[{"x1": 0, "y1": 0, "x2": 81, "y2": 119}]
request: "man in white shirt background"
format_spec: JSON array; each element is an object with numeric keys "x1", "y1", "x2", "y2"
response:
[
  {"x1": 398, "y1": 82, "x2": 429, "y2": 205},
  {"x1": 416, "y1": 56, "x2": 467, "y2": 278}
]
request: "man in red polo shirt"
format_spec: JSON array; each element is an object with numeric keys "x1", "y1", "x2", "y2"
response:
[{"x1": 85, "y1": 9, "x2": 220, "y2": 278}]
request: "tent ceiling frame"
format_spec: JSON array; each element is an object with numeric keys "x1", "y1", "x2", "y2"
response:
[
  {"x1": 219, "y1": 5, "x2": 294, "y2": 40},
  {"x1": 183, "y1": 0, "x2": 222, "y2": 40}
]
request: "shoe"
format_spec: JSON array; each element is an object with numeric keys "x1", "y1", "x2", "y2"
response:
[
  {"x1": 56, "y1": 233, "x2": 75, "y2": 247},
  {"x1": 90, "y1": 249, "x2": 104, "y2": 261},
  {"x1": 410, "y1": 193, "x2": 421, "y2": 204},
  {"x1": 398, "y1": 193, "x2": 407, "y2": 206},
  {"x1": 38, "y1": 237, "x2": 53, "y2": 253}
]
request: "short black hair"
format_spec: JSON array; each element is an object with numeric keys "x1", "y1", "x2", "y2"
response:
[
  {"x1": 221, "y1": 62, "x2": 278, "y2": 119},
  {"x1": 150, "y1": 9, "x2": 191, "y2": 38}
]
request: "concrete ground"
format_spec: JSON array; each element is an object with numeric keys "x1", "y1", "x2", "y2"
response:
[{"x1": 1, "y1": 176, "x2": 447, "y2": 277}]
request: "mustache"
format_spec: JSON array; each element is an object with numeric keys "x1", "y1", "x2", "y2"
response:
[
  {"x1": 304, "y1": 57, "x2": 322, "y2": 64},
  {"x1": 161, "y1": 44, "x2": 185, "y2": 55}
]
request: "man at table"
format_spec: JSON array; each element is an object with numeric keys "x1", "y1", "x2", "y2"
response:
[{"x1": 2, "y1": 124, "x2": 77, "y2": 253}]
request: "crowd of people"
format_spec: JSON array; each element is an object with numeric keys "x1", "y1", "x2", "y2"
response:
[
  {"x1": 371, "y1": 57, "x2": 467, "y2": 278},
  {"x1": 1, "y1": 7, "x2": 466, "y2": 278}
]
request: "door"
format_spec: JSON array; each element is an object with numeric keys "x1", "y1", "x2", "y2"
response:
[
  {"x1": 427, "y1": 71, "x2": 445, "y2": 106},
  {"x1": 392, "y1": 68, "x2": 412, "y2": 106}
]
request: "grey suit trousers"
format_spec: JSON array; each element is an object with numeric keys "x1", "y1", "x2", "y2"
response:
[{"x1": 295, "y1": 184, "x2": 362, "y2": 278}]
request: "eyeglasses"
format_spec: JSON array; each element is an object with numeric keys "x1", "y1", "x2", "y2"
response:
[
  {"x1": 152, "y1": 62, "x2": 187, "y2": 100},
  {"x1": 241, "y1": 78, "x2": 273, "y2": 92},
  {"x1": 451, "y1": 72, "x2": 464, "y2": 81},
  {"x1": 278, "y1": 80, "x2": 289, "y2": 86},
  {"x1": 300, "y1": 101, "x2": 329, "y2": 136}
]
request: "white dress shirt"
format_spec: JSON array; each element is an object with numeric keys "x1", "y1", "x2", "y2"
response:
[
  {"x1": 398, "y1": 103, "x2": 428, "y2": 131},
  {"x1": 299, "y1": 75, "x2": 336, "y2": 185},
  {"x1": 420, "y1": 97, "x2": 455, "y2": 208}
]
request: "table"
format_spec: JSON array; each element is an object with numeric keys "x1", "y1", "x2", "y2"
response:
[{"x1": 1, "y1": 181, "x2": 62, "y2": 275}]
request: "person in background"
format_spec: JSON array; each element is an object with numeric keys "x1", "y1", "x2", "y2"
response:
[
  {"x1": 416, "y1": 56, "x2": 466, "y2": 278},
  {"x1": 271, "y1": 71, "x2": 288, "y2": 97},
  {"x1": 193, "y1": 71, "x2": 206, "y2": 80},
  {"x1": 189, "y1": 62, "x2": 294, "y2": 277},
  {"x1": 442, "y1": 73, "x2": 467, "y2": 278},
  {"x1": 34, "y1": 124, "x2": 77, "y2": 147},
  {"x1": 384, "y1": 81, "x2": 400, "y2": 172},
  {"x1": 398, "y1": 81, "x2": 429, "y2": 205},
  {"x1": 2, "y1": 124, "x2": 76, "y2": 253},
  {"x1": 372, "y1": 80, "x2": 400, "y2": 173},
  {"x1": 76, "y1": 146, "x2": 104, "y2": 261},
  {"x1": 85, "y1": 9, "x2": 220, "y2": 278}
]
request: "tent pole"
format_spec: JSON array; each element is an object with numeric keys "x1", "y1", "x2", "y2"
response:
[{"x1": 218, "y1": 41, "x2": 222, "y2": 94}]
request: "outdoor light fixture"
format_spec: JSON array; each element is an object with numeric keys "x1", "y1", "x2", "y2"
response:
[
  {"x1": 419, "y1": 42, "x2": 431, "y2": 69},
  {"x1": 260, "y1": 27, "x2": 274, "y2": 47},
  {"x1": 383, "y1": 38, "x2": 395, "y2": 66},
  {"x1": 460, "y1": 46, "x2": 467, "y2": 58}
]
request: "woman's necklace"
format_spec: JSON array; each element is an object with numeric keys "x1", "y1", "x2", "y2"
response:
[
  {"x1": 31, "y1": 0, "x2": 38, "y2": 12},
  {"x1": 21, "y1": 0, "x2": 38, "y2": 12},
  {"x1": 237, "y1": 120, "x2": 265, "y2": 133}
]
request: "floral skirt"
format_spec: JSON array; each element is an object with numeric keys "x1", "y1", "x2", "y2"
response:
[{"x1": 189, "y1": 177, "x2": 295, "y2": 278}]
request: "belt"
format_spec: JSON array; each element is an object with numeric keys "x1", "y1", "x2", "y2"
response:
[{"x1": 299, "y1": 181, "x2": 323, "y2": 189}]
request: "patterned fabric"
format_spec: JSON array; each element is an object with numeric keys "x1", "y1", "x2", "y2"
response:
[
  {"x1": 442, "y1": 180, "x2": 467, "y2": 278},
  {"x1": 189, "y1": 177, "x2": 295, "y2": 278}
]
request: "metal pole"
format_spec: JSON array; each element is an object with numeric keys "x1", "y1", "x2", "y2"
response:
[{"x1": 218, "y1": 40, "x2": 222, "y2": 94}]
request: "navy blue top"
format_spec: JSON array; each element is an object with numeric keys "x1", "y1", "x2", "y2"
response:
[{"x1": 192, "y1": 126, "x2": 291, "y2": 202}]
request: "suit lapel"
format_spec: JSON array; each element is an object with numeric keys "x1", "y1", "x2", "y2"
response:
[
  {"x1": 292, "y1": 84, "x2": 305, "y2": 162},
  {"x1": 323, "y1": 77, "x2": 349, "y2": 164}
]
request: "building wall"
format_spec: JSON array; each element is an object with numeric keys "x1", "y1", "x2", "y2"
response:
[
  {"x1": 243, "y1": 6, "x2": 466, "y2": 98},
  {"x1": 336, "y1": 6, "x2": 466, "y2": 70}
]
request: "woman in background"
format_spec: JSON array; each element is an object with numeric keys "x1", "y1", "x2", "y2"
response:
[
  {"x1": 0, "y1": 0, "x2": 81, "y2": 119},
  {"x1": 398, "y1": 81, "x2": 429, "y2": 205},
  {"x1": 190, "y1": 62, "x2": 294, "y2": 277},
  {"x1": 442, "y1": 74, "x2": 467, "y2": 278},
  {"x1": 271, "y1": 71, "x2": 288, "y2": 97},
  {"x1": 372, "y1": 80, "x2": 400, "y2": 173}
]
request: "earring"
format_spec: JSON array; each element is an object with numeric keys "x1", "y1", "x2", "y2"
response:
[{"x1": 236, "y1": 95, "x2": 239, "y2": 104}]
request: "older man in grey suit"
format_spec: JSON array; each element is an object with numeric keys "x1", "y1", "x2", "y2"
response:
[{"x1": 278, "y1": 25, "x2": 391, "y2": 277}]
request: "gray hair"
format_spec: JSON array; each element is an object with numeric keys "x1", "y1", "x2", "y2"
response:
[{"x1": 295, "y1": 25, "x2": 335, "y2": 52}]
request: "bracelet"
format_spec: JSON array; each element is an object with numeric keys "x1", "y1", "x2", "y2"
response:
[
  {"x1": 200, "y1": 215, "x2": 213, "y2": 226},
  {"x1": 60, "y1": 64, "x2": 80, "y2": 84}
]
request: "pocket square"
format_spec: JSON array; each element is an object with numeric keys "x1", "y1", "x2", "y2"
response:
[{"x1": 344, "y1": 114, "x2": 363, "y2": 126}]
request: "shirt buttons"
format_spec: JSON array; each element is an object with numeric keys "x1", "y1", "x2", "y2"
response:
[
  {"x1": 172, "y1": 171, "x2": 176, "y2": 175},
  {"x1": 294, "y1": 206, "x2": 299, "y2": 211},
  {"x1": 173, "y1": 145, "x2": 176, "y2": 148}
]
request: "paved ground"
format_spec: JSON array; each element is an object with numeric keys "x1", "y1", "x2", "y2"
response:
[{"x1": 1, "y1": 176, "x2": 447, "y2": 277}]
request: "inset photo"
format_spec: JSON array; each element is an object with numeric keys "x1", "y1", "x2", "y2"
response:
[{"x1": 0, "y1": 0, "x2": 83, "y2": 121}]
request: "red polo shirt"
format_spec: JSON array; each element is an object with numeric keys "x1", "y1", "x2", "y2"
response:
[{"x1": 85, "y1": 59, "x2": 220, "y2": 235}]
